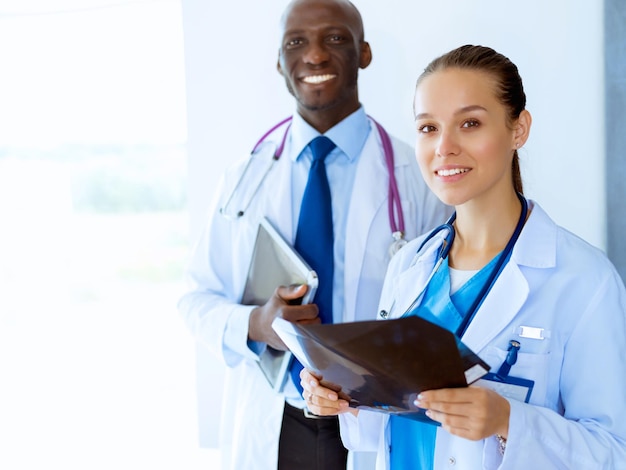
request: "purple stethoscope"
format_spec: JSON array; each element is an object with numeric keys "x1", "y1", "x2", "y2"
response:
[{"x1": 219, "y1": 116, "x2": 407, "y2": 257}]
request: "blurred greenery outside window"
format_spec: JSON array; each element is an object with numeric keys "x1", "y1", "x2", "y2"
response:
[
  {"x1": 0, "y1": 3, "x2": 224, "y2": 469},
  {"x1": 0, "y1": 0, "x2": 189, "y2": 300}
]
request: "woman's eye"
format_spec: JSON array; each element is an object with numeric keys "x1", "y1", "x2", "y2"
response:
[
  {"x1": 462, "y1": 119, "x2": 480, "y2": 128},
  {"x1": 418, "y1": 124, "x2": 436, "y2": 134}
]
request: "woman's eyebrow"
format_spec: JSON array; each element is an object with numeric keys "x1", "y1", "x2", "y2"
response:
[{"x1": 414, "y1": 105, "x2": 488, "y2": 121}]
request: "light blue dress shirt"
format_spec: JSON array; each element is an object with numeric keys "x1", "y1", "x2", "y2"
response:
[{"x1": 289, "y1": 107, "x2": 370, "y2": 323}]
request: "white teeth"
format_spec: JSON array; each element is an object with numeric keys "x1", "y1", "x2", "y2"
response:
[
  {"x1": 437, "y1": 168, "x2": 469, "y2": 176},
  {"x1": 302, "y1": 74, "x2": 336, "y2": 84}
]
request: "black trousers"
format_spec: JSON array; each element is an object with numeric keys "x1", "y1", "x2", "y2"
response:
[{"x1": 278, "y1": 402, "x2": 348, "y2": 470}]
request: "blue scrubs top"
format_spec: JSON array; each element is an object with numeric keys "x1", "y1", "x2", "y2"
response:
[{"x1": 390, "y1": 255, "x2": 499, "y2": 470}]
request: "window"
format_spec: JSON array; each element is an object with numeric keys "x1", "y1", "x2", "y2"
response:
[{"x1": 0, "y1": 1, "x2": 216, "y2": 467}]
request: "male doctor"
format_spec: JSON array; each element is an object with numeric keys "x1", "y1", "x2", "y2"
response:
[{"x1": 178, "y1": 0, "x2": 449, "y2": 469}]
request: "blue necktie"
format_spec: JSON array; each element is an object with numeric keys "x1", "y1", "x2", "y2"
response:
[{"x1": 290, "y1": 136, "x2": 336, "y2": 394}]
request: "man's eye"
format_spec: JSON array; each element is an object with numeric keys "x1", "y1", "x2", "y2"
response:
[
  {"x1": 327, "y1": 35, "x2": 346, "y2": 43},
  {"x1": 285, "y1": 39, "x2": 303, "y2": 48}
]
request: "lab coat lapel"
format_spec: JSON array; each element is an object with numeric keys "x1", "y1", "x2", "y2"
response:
[
  {"x1": 264, "y1": 142, "x2": 295, "y2": 241},
  {"x1": 461, "y1": 201, "x2": 553, "y2": 352},
  {"x1": 461, "y1": 253, "x2": 529, "y2": 352},
  {"x1": 343, "y1": 129, "x2": 388, "y2": 321},
  {"x1": 388, "y1": 237, "x2": 442, "y2": 318}
]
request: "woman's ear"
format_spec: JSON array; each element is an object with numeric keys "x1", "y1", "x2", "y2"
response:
[{"x1": 513, "y1": 110, "x2": 532, "y2": 149}]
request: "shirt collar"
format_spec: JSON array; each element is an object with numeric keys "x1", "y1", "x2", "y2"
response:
[{"x1": 290, "y1": 106, "x2": 371, "y2": 162}]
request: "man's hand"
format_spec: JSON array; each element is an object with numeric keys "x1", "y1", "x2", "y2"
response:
[{"x1": 248, "y1": 284, "x2": 320, "y2": 350}]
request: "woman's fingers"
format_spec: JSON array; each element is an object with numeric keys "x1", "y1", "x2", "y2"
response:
[{"x1": 299, "y1": 369, "x2": 349, "y2": 415}]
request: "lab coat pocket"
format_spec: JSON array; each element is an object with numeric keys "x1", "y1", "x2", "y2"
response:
[{"x1": 482, "y1": 345, "x2": 551, "y2": 406}]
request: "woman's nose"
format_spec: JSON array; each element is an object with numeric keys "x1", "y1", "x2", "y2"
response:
[{"x1": 436, "y1": 130, "x2": 461, "y2": 157}]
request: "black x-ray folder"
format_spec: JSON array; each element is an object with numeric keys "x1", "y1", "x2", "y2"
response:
[
  {"x1": 272, "y1": 316, "x2": 490, "y2": 419},
  {"x1": 242, "y1": 217, "x2": 318, "y2": 393}
]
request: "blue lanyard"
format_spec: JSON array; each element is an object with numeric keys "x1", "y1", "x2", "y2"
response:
[{"x1": 455, "y1": 193, "x2": 528, "y2": 337}]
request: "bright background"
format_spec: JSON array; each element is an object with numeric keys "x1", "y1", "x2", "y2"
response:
[
  {"x1": 0, "y1": 0, "x2": 607, "y2": 469},
  {"x1": 0, "y1": 0, "x2": 216, "y2": 468}
]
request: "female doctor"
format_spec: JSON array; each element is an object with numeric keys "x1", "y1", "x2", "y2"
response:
[{"x1": 300, "y1": 44, "x2": 626, "y2": 469}]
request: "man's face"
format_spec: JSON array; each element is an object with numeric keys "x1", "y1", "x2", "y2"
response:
[{"x1": 277, "y1": 0, "x2": 371, "y2": 131}]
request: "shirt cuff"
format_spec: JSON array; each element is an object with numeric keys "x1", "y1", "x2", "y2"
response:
[{"x1": 222, "y1": 304, "x2": 261, "y2": 363}]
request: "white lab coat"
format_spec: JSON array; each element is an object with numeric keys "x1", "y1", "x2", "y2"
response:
[
  {"x1": 178, "y1": 117, "x2": 448, "y2": 470},
  {"x1": 339, "y1": 201, "x2": 626, "y2": 470}
]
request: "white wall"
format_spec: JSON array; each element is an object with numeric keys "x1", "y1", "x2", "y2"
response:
[
  {"x1": 181, "y1": 0, "x2": 605, "y2": 447},
  {"x1": 183, "y1": 0, "x2": 605, "y2": 249}
]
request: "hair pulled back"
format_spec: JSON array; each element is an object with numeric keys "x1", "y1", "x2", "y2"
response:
[{"x1": 416, "y1": 45, "x2": 526, "y2": 194}]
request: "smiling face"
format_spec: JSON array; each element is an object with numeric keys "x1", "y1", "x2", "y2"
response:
[
  {"x1": 413, "y1": 68, "x2": 526, "y2": 208},
  {"x1": 277, "y1": 0, "x2": 371, "y2": 132}
]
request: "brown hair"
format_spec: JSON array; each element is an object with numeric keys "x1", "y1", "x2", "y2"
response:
[{"x1": 416, "y1": 45, "x2": 526, "y2": 194}]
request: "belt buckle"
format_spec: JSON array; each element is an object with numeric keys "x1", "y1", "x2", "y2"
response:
[{"x1": 303, "y1": 408, "x2": 326, "y2": 419}]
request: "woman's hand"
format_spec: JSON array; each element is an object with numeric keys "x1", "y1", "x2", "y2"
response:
[
  {"x1": 414, "y1": 385, "x2": 510, "y2": 440},
  {"x1": 300, "y1": 369, "x2": 355, "y2": 416}
]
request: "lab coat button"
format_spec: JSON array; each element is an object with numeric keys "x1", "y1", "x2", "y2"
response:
[{"x1": 448, "y1": 456, "x2": 456, "y2": 466}]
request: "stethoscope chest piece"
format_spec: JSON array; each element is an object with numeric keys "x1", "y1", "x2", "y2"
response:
[{"x1": 388, "y1": 231, "x2": 408, "y2": 258}]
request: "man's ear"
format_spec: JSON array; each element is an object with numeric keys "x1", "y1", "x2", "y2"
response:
[
  {"x1": 359, "y1": 41, "x2": 372, "y2": 69},
  {"x1": 276, "y1": 53, "x2": 284, "y2": 76}
]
